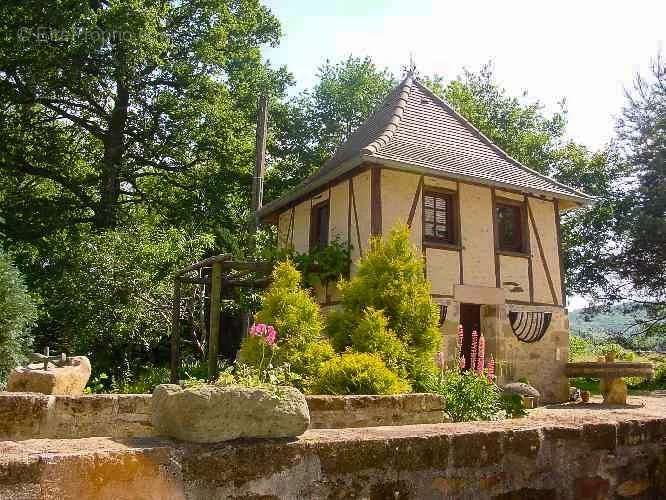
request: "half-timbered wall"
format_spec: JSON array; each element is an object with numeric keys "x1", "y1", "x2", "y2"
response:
[{"x1": 275, "y1": 166, "x2": 565, "y2": 308}]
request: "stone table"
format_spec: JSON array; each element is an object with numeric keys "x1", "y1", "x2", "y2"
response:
[{"x1": 565, "y1": 361, "x2": 654, "y2": 405}]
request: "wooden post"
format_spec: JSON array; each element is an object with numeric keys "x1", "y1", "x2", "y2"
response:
[
  {"x1": 170, "y1": 279, "x2": 181, "y2": 383},
  {"x1": 251, "y1": 94, "x2": 268, "y2": 230},
  {"x1": 207, "y1": 262, "x2": 223, "y2": 380}
]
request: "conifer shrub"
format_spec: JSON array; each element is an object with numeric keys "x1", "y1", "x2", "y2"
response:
[
  {"x1": 349, "y1": 307, "x2": 410, "y2": 378},
  {"x1": 313, "y1": 352, "x2": 411, "y2": 395},
  {"x1": 237, "y1": 261, "x2": 334, "y2": 390},
  {"x1": 0, "y1": 251, "x2": 38, "y2": 385},
  {"x1": 325, "y1": 224, "x2": 441, "y2": 388}
]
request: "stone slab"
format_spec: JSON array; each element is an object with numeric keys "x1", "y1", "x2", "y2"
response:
[{"x1": 151, "y1": 384, "x2": 310, "y2": 442}]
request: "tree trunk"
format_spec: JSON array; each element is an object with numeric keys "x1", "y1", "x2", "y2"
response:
[{"x1": 96, "y1": 80, "x2": 128, "y2": 228}]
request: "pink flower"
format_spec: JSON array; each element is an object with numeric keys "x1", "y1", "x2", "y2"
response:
[
  {"x1": 457, "y1": 324, "x2": 464, "y2": 359},
  {"x1": 487, "y1": 354, "x2": 495, "y2": 382},
  {"x1": 470, "y1": 330, "x2": 478, "y2": 371},
  {"x1": 459, "y1": 355, "x2": 466, "y2": 370},
  {"x1": 476, "y1": 334, "x2": 485, "y2": 374},
  {"x1": 248, "y1": 323, "x2": 277, "y2": 346},
  {"x1": 265, "y1": 326, "x2": 277, "y2": 345}
]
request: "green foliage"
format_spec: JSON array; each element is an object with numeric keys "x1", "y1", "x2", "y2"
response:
[
  {"x1": 422, "y1": 369, "x2": 501, "y2": 422},
  {"x1": 313, "y1": 352, "x2": 410, "y2": 395},
  {"x1": 326, "y1": 224, "x2": 441, "y2": 386},
  {"x1": 568, "y1": 334, "x2": 593, "y2": 362},
  {"x1": 349, "y1": 307, "x2": 410, "y2": 378},
  {"x1": 501, "y1": 393, "x2": 527, "y2": 419},
  {"x1": 266, "y1": 56, "x2": 395, "y2": 198},
  {"x1": 215, "y1": 362, "x2": 296, "y2": 392},
  {"x1": 293, "y1": 239, "x2": 351, "y2": 290},
  {"x1": 238, "y1": 261, "x2": 334, "y2": 389},
  {"x1": 0, "y1": 251, "x2": 37, "y2": 384},
  {"x1": 596, "y1": 342, "x2": 633, "y2": 360},
  {"x1": 114, "y1": 366, "x2": 170, "y2": 394},
  {"x1": 18, "y1": 224, "x2": 212, "y2": 381}
]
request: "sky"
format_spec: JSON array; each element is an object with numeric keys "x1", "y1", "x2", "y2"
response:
[
  {"x1": 263, "y1": 0, "x2": 664, "y2": 151},
  {"x1": 262, "y1": 0, "x2": 665, "y2": 309}
]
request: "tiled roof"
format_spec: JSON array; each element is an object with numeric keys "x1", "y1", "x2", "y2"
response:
[{"x1": 259, "y1": 75, "x2": 592, "y2": 217}]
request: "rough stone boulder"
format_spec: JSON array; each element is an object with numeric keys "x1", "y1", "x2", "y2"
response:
[
  {"x1": 6, "y1": 356, "x2": 91, "y2": 395},
  {"x1": 152, "y1": 384, "x2": 310, "y2": 443},
  {"x1": 503, "y1": 382, "x2": 541, "y2": 404}
]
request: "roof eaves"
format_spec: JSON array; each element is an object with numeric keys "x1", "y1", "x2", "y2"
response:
[
  {"x1": 413, "y1": 80, "x2": 594, "y2": 202},
  {"x1": 257, "y1": 154, "x2": 364, "y2": 219},
  {"x1": 363, "y1": 153, "x2": 593, "y2": 205}
]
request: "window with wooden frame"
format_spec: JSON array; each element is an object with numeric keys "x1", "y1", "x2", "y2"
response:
[
  {"x1": 495, "y1": 200, "x2": 527, "y2": 253},
  {"x1": 309, "y1": 200, "x2": 329, "y2": 249},
  {"x1": 423, "y1": 190, "x2": 457, "y2": 245}
]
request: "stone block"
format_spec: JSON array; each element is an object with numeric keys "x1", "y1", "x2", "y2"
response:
[
  {"x1": 7, "y1": 356, "x2": 91, "y2": 395},
  {"x1": 152, "y1": 384, "x2": 310, "y2": 443}
]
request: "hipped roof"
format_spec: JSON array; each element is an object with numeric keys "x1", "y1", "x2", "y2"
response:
[{"x1": 259, "y1": 75, "x2": 592, "y2": 219}]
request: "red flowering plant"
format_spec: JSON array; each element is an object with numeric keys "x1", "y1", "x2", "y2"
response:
[{"x1": 423, "y1": 324, "x2": 502, "y2": 422}]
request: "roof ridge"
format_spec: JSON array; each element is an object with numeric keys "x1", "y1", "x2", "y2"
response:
[
  {"x1": 411, "y1": 79, "x2": 591, "y2": 199},
  {"x1": 360, "y1": 75, "x2": 414, "y2": 155}
]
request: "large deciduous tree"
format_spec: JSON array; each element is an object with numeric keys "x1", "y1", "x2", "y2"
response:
[
  {"x1": 0, "y1": 0, "x2": 288, "y2": 381},
  {"x1": 0, "y1": 0, "x2": 286, "y2": 236}
]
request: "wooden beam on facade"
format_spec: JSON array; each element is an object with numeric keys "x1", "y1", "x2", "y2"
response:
[
  {"x1": 370, "y1": 166, "x2": 382, "y2": 236},
  {"x1": 554, "y1": 199, "x2": 567, "y2": 308},
  {"x1": 406, "y1": 175, "x2": 423, "y2": 229},
  {"x1": 527, "y1": 201, "x2": 559, "y2": 305}
]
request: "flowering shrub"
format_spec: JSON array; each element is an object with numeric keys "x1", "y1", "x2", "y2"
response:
[
  {"x1": 237, "y1": 261, "x2": 334, "y2": 390},
  {"x1": 424, "y1": 368, "x2": 501, "y2": 422},
  {"x1": 423, "y1": 324, "x2": 502, "y2": 421},
  {"x1": 313, "y1": 352, "x2": 410, "y2": 395}
]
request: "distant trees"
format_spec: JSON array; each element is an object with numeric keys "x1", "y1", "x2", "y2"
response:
[
  {"x1": 266, "y1": 56, "x2": 394, "y2": 198},
  {"x1": 582, "y1": 55, "x2": 666, "y2": 336}
]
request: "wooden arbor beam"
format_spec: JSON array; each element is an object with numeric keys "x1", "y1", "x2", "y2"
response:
[
  {"x1": 170, "y1": 279, "x2": 181, "y2": 383},
  {"x1": 207, "y1": 261, "x2": 223, "y2": 380}
]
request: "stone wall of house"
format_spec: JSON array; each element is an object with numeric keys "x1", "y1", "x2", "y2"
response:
[
  {"x1": 2, "y1": 408, "x2": 664, "y2": 499},
  {"x1": 0, "y1": 392, "x2": 447, "y2": 440}
]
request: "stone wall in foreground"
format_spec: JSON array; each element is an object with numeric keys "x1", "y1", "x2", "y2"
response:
[
  {"x1": 0, "y1": 392, "x2": 447, "y2": 440},
  {"x1": 1, "y1": 410, "x2": 664, "y2": 499}
]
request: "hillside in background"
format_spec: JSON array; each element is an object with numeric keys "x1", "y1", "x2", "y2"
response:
[{"x1": 569, "y1": 304, "x2": 646, "y2": 337}]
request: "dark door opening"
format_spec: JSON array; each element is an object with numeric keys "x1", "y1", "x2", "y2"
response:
[{"x1": 459, "y1": 303, "x2": 481, "y2": 370}]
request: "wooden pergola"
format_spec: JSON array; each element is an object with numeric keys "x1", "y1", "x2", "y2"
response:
[{"x1": 170, "y1": 254, "x2": 273, "y2": 383}]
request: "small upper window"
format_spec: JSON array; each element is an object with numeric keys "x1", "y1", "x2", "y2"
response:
[
  {"x1": 496, "y1": 202, "x2": 525, "y2": 253},
  {"x1": 310, "y1": 201, "x2": 329, "y2": 249},
  {"x1": 423, "y1": 191, "x2": 456, "y2": 244}
]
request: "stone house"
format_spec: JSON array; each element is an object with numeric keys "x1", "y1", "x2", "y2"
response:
[{"x1": 258, "y1": 75, "x2": 592, "y2": 402}]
